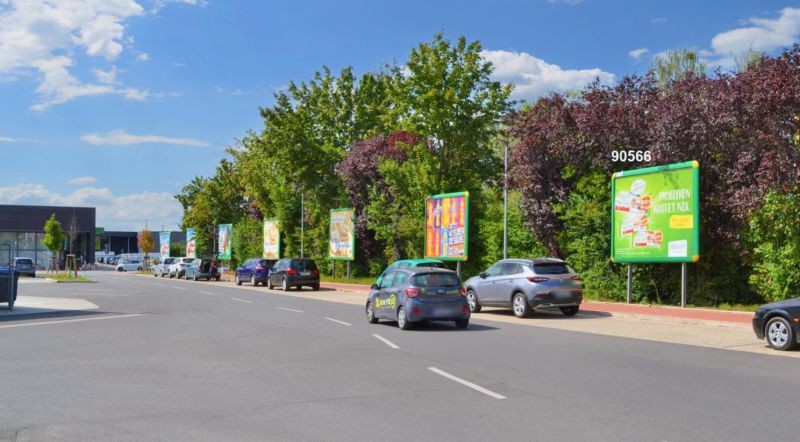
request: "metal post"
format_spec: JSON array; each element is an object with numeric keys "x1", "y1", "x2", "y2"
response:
[
  {"x1": 332, "y1": 261, "x2": 336, "y2": 278},
  {"x1": 503, "y1": 140, "x2": 508, "y2": 260},
  {"x1": 626, "y1": 264, "x2": 632, "y2": 304},
  {"x1": 681, "y1": 263, "x2": 688, "y2": 308},
  {"x1": 347, "y1": 261, "x2": 351, "y2": 279},
  {"x1": 300, "y1": 193, "x2": 304, "y2": 258},
  {"x1": 456, "y1": 261, "x2": 461, "y2": 278}
]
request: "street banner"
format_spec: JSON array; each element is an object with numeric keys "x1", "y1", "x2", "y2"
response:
[
  {"x1": 263, "y1": 219, "x2": 280, "y2": 259},
  {"x1": 329, "y1": 209, "x2": 355, "y2": 260},
  {"x1": 186, "y1": 228, "x2": 196, "y2": 258},
  {"x1": 218, "y1": 224, "x2": 232, "y2": 260},
  {"x1": 425, "y1": 191, "x2": 469, "y2": 261},
  {"x1": 611, "y1": 161, "x2": 700, "y2": 263},
  {"x1": 159, "y1": 231, "x2": 170, "y2": 258}
]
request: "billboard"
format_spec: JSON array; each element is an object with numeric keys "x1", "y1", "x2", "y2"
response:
[
  {"x1": 263, "y1": 219, "x2": 280, "y2": 259},
  {"x1": 425, "y1": 191, "x2": 469, "y2": 261},
  {"x1": 329, "y1": 209, "x2": 355, "y2": 260},
  {"x1": 218, "y1": 224, "x2": 232, "y2": 260},
  {"x1": 159, "y1": 232, "x2": 170, "y2": 258},
  {"x1": 185, "y1": 228, "x2": 196, "y2": 258},
  {"x1": 611, "y1": 161, "x2": 700, "y2": 263}
]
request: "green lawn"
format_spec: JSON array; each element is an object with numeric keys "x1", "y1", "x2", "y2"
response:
[{"x1": 41, "y1": 274, "x2": 96, "y2": 283}]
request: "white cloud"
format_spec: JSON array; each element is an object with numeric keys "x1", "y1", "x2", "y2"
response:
[
  {"x1": 93, "y1": 66, "x2": 120, "y2": 84},
  {"x1": 68, "y1": 176, "x2": 97, "y2": 186},
  {"x1": 80, "y1": 129, "x2": 210, "y2": 147},
  {"x1": 708, "y1": 7, "x2": 800, "y2": 67},
  {"x1": 629, "y1": 48, "x2": 650, "y2": 60},
  {"x1": 0, "y1": 183, "x2": 183, "y2": 231},
  {"x1": 136, "y1": 52, "x2": 149, "y2": 61},
  {"x1": 0, "y1": 0, "x2": 197, "y2": 111},
  {"x1": 0, "y1": 135, "x2": 39, "y2": 142},
  {"x1": 482, "y1": 49, "x2": 615, "y2": 101}
]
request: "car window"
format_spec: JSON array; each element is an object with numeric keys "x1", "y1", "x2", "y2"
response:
[
  {"x1": 15, "y1": 259, "x2": 33, "y2": 265},
  {"x1": 484, "y1": 263, "x2": 503, "y2": 277},
  {"x1": 411, "y1": 273, "x2": 460, "y2": 287},
  {"x1": 182, "y1": 258, "x2": 194, "y2": 263},
  {"x1": 397, "y1": 262, "x2": 410, "y2": 269},
  {"x1": 531, "y1": 263, "x2": 574, "y2": 275},
  {"x1": 291, "y1": 259, "x2": 317, "y2": 271},
  {"x1": 393, "y1": 271, "x2": 409, "y2": 287},
  {"x1": 501, "y1": 263, "x2": 523, "y2": 276},
  {"x1": 420, "y1": 261, "x2": 444, "y2": 268},
  {"x1": 381, "y1": 271, "x2": 397, "y2": 288}
]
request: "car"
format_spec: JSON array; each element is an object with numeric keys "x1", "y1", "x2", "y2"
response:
[
  {"x1": 752, "y1": 298, "x2": 800, "y2": 351},
  {"x1": 463, "y1": 258, "x2": 583, "y2": 318},
  {"x1": 235, "y1": 258, "x2": 276, "y2": 286},
  {"x1": 366, "y1": 267, "x2": 470, "y2": 330},
  {"x1": 374, "y1": 258, "x2": 445, "y2": 287},
  {"x1": 267, "y1": 258, "x2": 320, "y2": 291},
  {"x1": 11, "y1": 257, "x2": 35, "y2": 277},
  {"x1": 185, "y1": 258, "x2": 221, "y2": 281},
  {"x1": 116, "y1": 259, "x2": 142, "y2": 272},
  {"x1": 168, "y1": 257, "x2": 195, "y2": 279},
  {"x1": 152, "y1": 257, "x2": 176, "y2": 277}
]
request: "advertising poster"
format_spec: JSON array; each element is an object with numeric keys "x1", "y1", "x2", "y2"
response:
[
  {"x1": 159, "y1": 232, "x2": 170, "y2": 258},
  {"x1": 425, "y1": 191, "x2": 469, "y2": 261},
  {"x1": 185, "y1": 228, "x2": 197, "y2": 258},
  {"x1": 218, "y1": 224, "x2": 233, "y2": 260},
  {"x1": 329, "y1": 209, "x2": 355, "y2": 260},
  {"x1": 611, "y1": 161, "x2": 700, "y2": 263},
  {"x1": 263, "y1": 219, "x2": 280, "y2": 259}
]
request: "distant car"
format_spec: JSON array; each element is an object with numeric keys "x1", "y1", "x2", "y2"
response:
[
  {"x1": 11, "y1": 257, "x2": 35, "y2": 277},
  {"x1": 185, "y1": 258, "x2": 221, "y2": 281},
  {"x1": 168, "y1": 257, "x2": 195, "y2": 279},
  {"x1": 152, "y1": 257, "x2": 176, "y2": 277},
  {"x1": 753, "y1": 298, "x2": 800, "y2": 350},
  {"x1": 116, "y1": 259, "x2": 142, "y2": 272},
  {"x1": 366, "y1": 267, "x2": 470, "y2": 330},
  {"x1": 267, "y1": 258, "x2": 320, "y2": 291},
  {"x1": 375, "y1": 258, "x2": 445, "y2": 287},
  {"x1": 235, "y1": 258, "x2": 276, "y2": 286},
  {"x1": 463, "y1": 258, "x2": 583, "y2": 318}
]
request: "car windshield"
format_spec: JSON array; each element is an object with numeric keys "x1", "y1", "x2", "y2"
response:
[
  {"x1": 164, "y1": 258, "x2": 175, "y2": 264},
  {"x1": 259, "y1": 259, "x2": 275, "y2": 267},
  {"x1": 419, "y1": 261, "x2": 444, "y2": 268},
  {"x1": 15, "y1": 259, "x2": 33, "y2": 265},
  {"x1": 410, "y1": 273, "x2": 460, "y2": 287},
  {"x1": 532, "y1": 263, "x2": 574, "y2": 275},
  {"x1": 182, "y1": 258, "x2": 194, "y2": 263},
  {"x1": 291, "y1": 260, "x2": 317, "y2": 271}
]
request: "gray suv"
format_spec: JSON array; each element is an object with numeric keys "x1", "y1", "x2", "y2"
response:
[
  {"x1": 463, "y1": 258, "x2": 583, "y2": 318},
  {"x1": 152, "y1": 257, "x2": 176, "y2": 277}
]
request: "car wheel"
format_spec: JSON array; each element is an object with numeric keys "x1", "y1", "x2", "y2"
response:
[
  {"x1": 267, "y1": 278, "x2": 274, "y2": 289},
  {"x1": 312, "y1": 283, "x2": 320, "y2": 291},
  {"x1": 117, "y1": 268, "x2": 123, "y2": 272},
  {"x1": 366, "y1": 302, "x2": 379, "y2": 324},
  {"x1": 154, "y1": 272, "x2": 157, "y2": 277},
  {"x1": 397, "y1": 307, "x2": 412, "y2": 330},
  {"x1": 766, "y1": 317, "x2": 796, "y2": 351},
  {"x1": 250, "y1": 275, "x2": 257, "y2": 286},
  {"x1": 560, "y1": 306, "x2": 580, "y2": 316},
  {"x1": 466, "y1": 290, "x2": 481, "y2": 313},
  {"x1": 282, "y1": 278, "x2": 289, "y2": 291},
  {"x1": 512, "y1": 293, "x2": 531, "y2": 318},
  {"x1": 295, "y1": 285, "x2": 302, "y2": 291},
  {"x1": 235, "y1": 274, "x2": 241, "y2": 286},
  {"x1": 455, "y1": 318, "x2": 469, "y2": 329}
]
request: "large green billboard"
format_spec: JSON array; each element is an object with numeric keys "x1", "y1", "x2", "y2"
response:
[{"x1": 611, "y1": 161, "x2": 699, "y2": 263}]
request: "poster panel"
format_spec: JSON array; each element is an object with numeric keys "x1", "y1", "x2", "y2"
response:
[
  {"x1": 159, "y1": 232, "x2": 170, "y2": 258},
  {"x1": 263, "y1": 219, "x2": 280, "y2": 259},
  {"x1": 218, "y1": 224, "x2": 232, "y2": 260},
  {"x1": 425, "y1": 191, "x2": 469, "y2": 261},
  {"x1": 329, "y1": 209, "x2": 355, "y2": 260},
  {"x1": 185, "y1": 228, "x2": 196, "y2": 258}
]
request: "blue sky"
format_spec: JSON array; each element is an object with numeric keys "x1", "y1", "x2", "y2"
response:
[{"x1": 1, "y1": 0, "x2": 798, "y2": 230}]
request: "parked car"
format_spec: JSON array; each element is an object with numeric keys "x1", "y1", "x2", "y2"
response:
[
  {"x1": 116, "y1": 259, "x2": 142, "y2": 272},
  {"x1": 375, "y1": 258, "x2": 444, "y2": 287},
  {"x1": 463, "y1": 258, "x2": 583, "y2": 318},
  {"x1": 185, "y1": 258, "x2": 221, "y2": 281},
  {"x1": 235, "y1": 258, "x2": 276, "y2": 286},
  {"x1": 168, "y1": 257, "x2": 195, "y2": 279},
  {"x1": 267, "y1": 258, "x2": 320, "y2": 291},
  {"x1": 752, "y1": 298, "x2": 800, "y2": 351},
  {"x1": 366, "y1": 267, "x2": 470, "y2": 330},
  {"x1": 152, "y1": 257, "x2": 176, "y2": 277},
  {"x1": 11, "y1": 257, "x2": 35, "y2": 277}
]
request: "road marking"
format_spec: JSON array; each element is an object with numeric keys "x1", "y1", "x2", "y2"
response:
[
  {"x1": 200, "y1": 291, "x2": 216, "y2": 296},
  {"x1": 427, "y1": 367, "x2": 507, "y2": 400},
  {"x1": 372, "y1": 334, "x2": 399, "y2": 349},
  {"x1": 277, "y1": 307, "x2": 303, "y2": 313},
  {"x1": 173, "y1": 287, "x2": 187, "y2": 291},
  {"x1": 231, "y1": 297, "x2": 254, "y2": 304},
  {"x1": 0, "y1": 314, "x2": 144, "y2": 329},
  {"x1": 152, "y1": 283, "x2": 165, "y2": 287},
  {"x1": 325, "y1": 317, "x2": 351, "y2": 326}
]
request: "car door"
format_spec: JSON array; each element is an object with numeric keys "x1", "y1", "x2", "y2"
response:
[
  {"x1": 376, "y1": 271, "x2": 398, "y2": 318},
  {"x1": 270, "y1": 260, "x2": 285, "y2": 286},
  {"x1": 496, "y1": 263, "x2": 525, "y2": 306},
  {"x1": 476, "y1": 263, "x2": 503, "y2": 305},
  {"x1": 240, "y1": 259, "x2": 253, "y2": 280},
  {"x1": 375, "y1": 262, "x2": 398, "y2": 287}
]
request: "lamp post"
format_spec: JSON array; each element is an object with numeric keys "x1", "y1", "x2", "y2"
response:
[
  {"x1": 503, "y1": 140, "x2": 509, "y2": 260},
  {"x1": 300, "y1": 192, "x2": 305, "y2": 258}
]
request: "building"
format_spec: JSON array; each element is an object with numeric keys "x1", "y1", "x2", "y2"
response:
[
  {"x1": 0, "y1": 204, "x2": 96, "y2": 269},
  {"x1": 97, "y1": 230, "x2": 186, "y2": 255}
]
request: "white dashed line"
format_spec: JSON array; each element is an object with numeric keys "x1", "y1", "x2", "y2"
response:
[
  {"x1": 173, "y1": 287, "x2": 187, "y2": 291},
  {"x1": 0, "y1": 314, "x2": 145, "y2": 329},
  {"x1": 427, "y1": 367, "x2": 507, "y2": 400},
  {"x1": 152, "y1": 283, "x2": 165, "y2": 287},
  {"x1": 200, "y1": 291, "x2": 216, "y2": 296},
  {"x1": 277, "y1": 307, "x2": 303, "y2": 313},
  {"x1": 372, "y1": 334, "x2": 399, "y2": 349},
  {"x1": 231, "y1": 298, "x2": 254, "y2": 304},
  {"x1": 324, "y1": 317, "x2": 351, "y2": 326}
]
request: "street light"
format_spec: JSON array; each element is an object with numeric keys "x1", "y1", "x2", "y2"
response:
[{"x1": 503, "y1": 140, "x2": 509, "y2": 260}]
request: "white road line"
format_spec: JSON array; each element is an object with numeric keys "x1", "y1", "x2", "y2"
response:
[
  {"x1": 231, "y1": 297, "x2": 254, "y2": 304},
  {"x1": 173, "y1": 287, "x2": 187, "y2": 291},
  {"x1": 427, "y1": 367, "x2": 507, "y2": 400},
  {"x1": 152, "y1": 283, "x2": 165, "y2": 287},
  {"x1": 372, "y1": 334, "x2": 399, "y2": 349},
  {"x1": 200, "y1": 291, "x2": 216, "y2": 296},
  {"x1": 277, "y1": 307, "x2": 303, "y2": 313},
  {"x1": 0, "y1": 314, "x2": 145, "y2": 329},
  {"x1": 324, "y1": 317, "x2": 351, "y2": 326}
]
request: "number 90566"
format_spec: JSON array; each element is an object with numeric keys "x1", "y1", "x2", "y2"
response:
[{"x1": 612, "y1": 150, "x2": 651, "y2": 162}]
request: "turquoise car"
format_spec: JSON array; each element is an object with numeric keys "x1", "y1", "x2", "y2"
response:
[{"x1": 375, "y1": 259, "x2": 445, "y2": 287}]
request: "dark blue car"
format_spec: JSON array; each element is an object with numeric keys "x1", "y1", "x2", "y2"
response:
[
  {"x1": 235, "y1": 258, "x2": 276, "y2": 286},
  {"x1": 366, "y1": 267, "x2": 470, "y2": 330},
  {"x1": 753, "y1": 297, "x2": 800, "y2": 351}
]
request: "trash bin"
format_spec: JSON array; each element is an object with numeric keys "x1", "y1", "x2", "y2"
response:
[{"x1": 0, "y1": 269, "x2": 20, "y2": 310}]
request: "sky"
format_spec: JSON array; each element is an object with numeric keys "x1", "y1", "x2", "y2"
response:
[{"x1": 0, "y1": 0, "x2": 798, "y2": 231}]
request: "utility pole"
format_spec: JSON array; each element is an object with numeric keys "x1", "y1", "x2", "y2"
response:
[
  {"x1": 503, "y1": 140, "x2": 509, "y2": 260},
  {"x1": 300, "y1": 192, "x2": 305, "y2": 258}
]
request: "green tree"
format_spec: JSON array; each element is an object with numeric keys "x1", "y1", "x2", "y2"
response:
[
  {"x1": 138, "y1": 229, "x2": 154, "y2": 270},
  {"x1": 231, "y1": 218, "x2": 263, "y2": 268},
  {"x1": 42, "y1": 214, "x2": 63, "y2": 273},
  {"x1": 748, "y1": 191, "x2": 800, "y2": 302},
  {"x1": 651, "y1": 48, "x2": 707, "y2": 88}
]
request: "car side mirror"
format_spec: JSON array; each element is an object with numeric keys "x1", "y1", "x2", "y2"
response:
[
  {"x1": 479, "y1": 272, "x2": 487, "y2": 279},
  {"x1": 370, "y1": 284, "x2": 379, "y2": 290}
]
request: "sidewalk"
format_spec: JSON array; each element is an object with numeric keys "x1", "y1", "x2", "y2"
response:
[{"x1": 321, "y1": 281, "x2": 754, "y2": 325}]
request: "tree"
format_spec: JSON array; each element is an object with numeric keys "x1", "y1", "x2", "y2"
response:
[
  {"x1": 138, "y1": 229, "x2": 154, "y2": 270},
  {"x1": 651, "y1": 49, "x2": 707, "y2": 89},
  {"x1": 42, "y1": 214, "x2": 63, "y2": 273}
]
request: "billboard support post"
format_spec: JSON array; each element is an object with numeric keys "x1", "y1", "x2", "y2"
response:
[
  {"x1": 456, "y1": 261, "x2": 461, "y2": 278},
  {"x1": 346, "y1": 261, "x2": 351, "y2": 279},
  {"x1": 626, "y1": 264, "x2": 632, "y2": 304},
  {"x1": 681, "y1": 263, "x2": 688, "y2": 308}
]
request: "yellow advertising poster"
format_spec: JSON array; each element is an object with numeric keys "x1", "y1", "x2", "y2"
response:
[
  {"x1": 263, "y1": 219, "x2": 280, "y2": 259},
  {"x1": 329, "y1": 209, "x2": 355, "y2": 261}
]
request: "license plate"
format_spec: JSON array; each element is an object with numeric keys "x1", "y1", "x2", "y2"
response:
[
  {"x1": 300, "y1": 271, "x2": 310, "y2": 276},
  {"x1": 431, "y1": 308, "x2": 450, "y2": 316}
]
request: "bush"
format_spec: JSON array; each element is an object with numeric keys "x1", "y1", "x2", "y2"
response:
[{"x1": 748, "y1": 191, "x2": 800, "y2": 303}]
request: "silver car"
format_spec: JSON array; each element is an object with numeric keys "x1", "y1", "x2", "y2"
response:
[{"x1": 463, "y1": 258, "x2": 583, "y2": 318}]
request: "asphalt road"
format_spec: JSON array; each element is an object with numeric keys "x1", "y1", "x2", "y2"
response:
[{"x1": 0, "y1": 272, "x2": 797, "y2": 441}]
